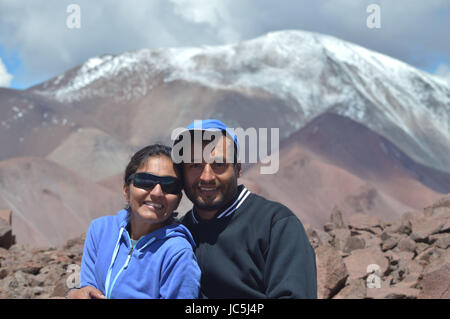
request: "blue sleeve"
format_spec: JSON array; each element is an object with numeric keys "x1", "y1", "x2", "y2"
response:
[
  {"x1": 160, "y1": 248, "x2": 201, "y2": 299},
  {"x1": 80, "y1": 220, "x2": 100, "y2": 289}
]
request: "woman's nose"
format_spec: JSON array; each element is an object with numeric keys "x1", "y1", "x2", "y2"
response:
[{"x1": 149, "y1": 183, "x2": 164, "y2": 196}]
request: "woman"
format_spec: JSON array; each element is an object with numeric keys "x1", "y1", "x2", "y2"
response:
[{"x1": 69, "y1": 144, "x2": 201, "y2": 299}]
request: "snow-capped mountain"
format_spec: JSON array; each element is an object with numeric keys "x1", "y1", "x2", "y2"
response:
[
  {"x1": 31, "y1": 30, "x2": 450, "y2": 173},
  {"x1": 2, "y1": 30, "x2": 449, "y2": 246}
]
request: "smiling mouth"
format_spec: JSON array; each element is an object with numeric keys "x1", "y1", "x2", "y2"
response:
[
  {"x1": 143, "y1": 201, "x2": 163, "y2": 210},
  {"x1": 198, "y1": 186, "x2": 219, "y2": 197}
]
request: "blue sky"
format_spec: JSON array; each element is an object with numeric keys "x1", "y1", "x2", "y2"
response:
[{"x1": 1, "y1": 0, "x2": 449, "y2": 89}]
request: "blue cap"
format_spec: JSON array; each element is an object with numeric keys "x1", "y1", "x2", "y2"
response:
[{"x1": 179, "y1": 119, "x2": 239, "y2": 153}]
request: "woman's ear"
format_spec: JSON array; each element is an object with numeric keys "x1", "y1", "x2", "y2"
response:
[{"x1": 123, "y1": 184, "x2": 130, "y2": 203}]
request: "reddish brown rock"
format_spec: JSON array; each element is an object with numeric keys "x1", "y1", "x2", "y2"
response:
[
  {"x1": 0, "y1": 219, "x2": 15, "y2": 249},
  {"x1": 0, "y1": 210, "x2": 12, "y2": 226},
  {"x1": 305, "y1": 224, "x2": 331, "y2": 248},
  {"x1": 348, "y1": 213, "x2": 385, "y2": 235},
  {"x1": 381, "y1": 237, "x2": 398, "y2": 252},
  {"x1": 343, "y1": 236, "x2": 366, "y2": 253},
  {"x1": 366, "y1": 286, "x2": 421, "y2": 299},
  {"x1": 384, "y1": 217, "x2": 412, "y2": 235},
  {"x1": 435, "y1": 236, "x2": 450, "y2": 249},
  {"x1": 20, "y1": 262, "x2": 42, "y2": 275},
  {"x1": 410, "y1": 217, "x2": 449, "y2": 242},
  {"x1": 352, "y1": 230, "x2": 382, "y2": 248},
  {"x1": 423, "y1": 195, "x2": 450, "y2": 218},
  {"x1": 333, "y1": 278, "x2": 366, "y2": 299},
  {"x1": 418, "y1": 263, "x2": 450, "y2": 299},
  {"x1": 397, "y1": 236, "x2": 417, "y2": 252},
  {"x1": 329, "y1": 228, "x2": 352, "y2": 251},
  {"x1": 315, "y1": 245, "x2": 348, "y2": 299},
  {"x1": 343, "y1": 247, "x2": 389, "y2": 281},
  {"x1": 416, "y1": 246, "x2": 443, "y2": 265},
  {"x1": 330, "y1": 206, "x2": 346, "y2": 229}
]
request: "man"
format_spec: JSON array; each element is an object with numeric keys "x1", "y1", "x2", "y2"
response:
[{"x1": 174, "y1": 119, "x2": 317, "y2": 299}]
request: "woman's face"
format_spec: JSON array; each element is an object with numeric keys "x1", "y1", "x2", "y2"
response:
[{"x1": 123, "y1": 155, "x2": 181, "y2": 230}]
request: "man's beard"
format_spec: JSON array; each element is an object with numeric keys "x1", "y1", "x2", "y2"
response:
[{"x1": 192, "y1": 196, "x2": 225, "y2": 212}]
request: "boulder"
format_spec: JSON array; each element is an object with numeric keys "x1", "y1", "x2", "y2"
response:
[
  {"x1": 305, "y1": 224, "x2": 331, "y2": 248},
  {"x1": 422, "y1": 249, "x2": 450, "y2": 275},
  {"x1": 416, "y1": 246, "x2": 443, "y2": 265},
  {"x1": 434, "y1": 236, "x2": 450, "y2": 250},
  {"x1": 348, "y1": 213, "x2": 385, "y2": 235},
  {"x1": 410, "y1": 217, "x2": 449, "y2": 242},
  {"x1": 315, "y1": 245, "x2": 348, "y2": 299},
  {"x1": 397, "y1": 236, "x2": 417, "y2": 253},
  {"x1": 381, "y1": 237, "x2": 398, "y2": 252},
  {"x1": 332, "y1": 278, "x2": 366, "y2": 299},
  {"x1": 343, "y1": 247, "x2": 389, "y2": 281},
  {"x1": 384, "y1": 218, "x2": 412, "y2": 236},
  {"x1": 366, "y1": 286, "x2": 421, "y2": 299},
  {"x1": 329, "y1": 228, "x2": 352, "y2": 251},
  {"x1": 352, "y1": 230, "x2": 382, "y2": 248},
  {"x1": 0, "y1": 210, "x2": 12, "y2": 225},
  {"x1": 418, "y1": 263, "x2": 450, "y2": 299},
  {"x1": 330, "y1": 206, "x2": 346, "y2": 229},
  {"x1": 423, "y1": 195, "x2": 450, "y2": 218},
  {"x1": 343, "y1": 236, "x2": 366, "y2": 253},
  {"x1": 0, "y1": 219, "x2": 15, "y2": 249}
]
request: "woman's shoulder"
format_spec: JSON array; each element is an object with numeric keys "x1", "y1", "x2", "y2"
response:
[
  {"x1": 159, "y1": 223, "x2": 196, "y2": 252},
  {"x1": 89, "y1": 209, "x2": 128, "y2": 231}
]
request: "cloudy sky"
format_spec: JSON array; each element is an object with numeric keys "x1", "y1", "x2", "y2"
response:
[{"x1": 0, "y1": 0, "x2": 449, "y2": 89}]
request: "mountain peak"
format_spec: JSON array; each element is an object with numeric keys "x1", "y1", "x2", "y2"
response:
[{"x1": 28, "y1": 30, "x2": 450, "y2": 172}]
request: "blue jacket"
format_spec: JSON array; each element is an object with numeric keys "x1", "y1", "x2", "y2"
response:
[{"x1": 80, "y1": 209, "x2": 201, "y2": 299}]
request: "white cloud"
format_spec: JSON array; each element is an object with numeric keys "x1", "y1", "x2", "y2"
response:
[
  {"x1": 0, "y1": 58, "x2": 13, "y2": 87},
  {"x1": 169, "y1": 0, "x2": 240, "y2": 43},
  {"x1": 0, "y1": 0, "x2": 449, "y2": 87}
]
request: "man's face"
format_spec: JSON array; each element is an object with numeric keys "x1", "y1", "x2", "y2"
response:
[{"x1": 183, "y1": 134, "x2": 241, "y2": 218}]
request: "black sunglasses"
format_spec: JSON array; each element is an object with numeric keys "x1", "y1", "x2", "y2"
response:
[{"x1": 127, "y1": 172, "x2": 182, "y2": 195}]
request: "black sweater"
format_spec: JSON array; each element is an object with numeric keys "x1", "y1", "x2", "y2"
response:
[{"x1": 181, "y1": 185, "x2": 317, "y2": 299}]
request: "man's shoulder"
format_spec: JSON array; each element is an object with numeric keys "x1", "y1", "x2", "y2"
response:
[
  {"x1": 180, "y1": 209, "x2": 194, "y2": 226},
  {"x1": 244, "y1": 192, "x2": 294, "y2": 217}
]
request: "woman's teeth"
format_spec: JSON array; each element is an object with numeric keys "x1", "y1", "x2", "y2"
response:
[{"x1": 144, "y1": 202, "x2": 162, "y2": 208}]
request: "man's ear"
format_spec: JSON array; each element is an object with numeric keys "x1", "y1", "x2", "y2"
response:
[{"x1": 236, "y1": 163, "x2": 242, "y2": 178}]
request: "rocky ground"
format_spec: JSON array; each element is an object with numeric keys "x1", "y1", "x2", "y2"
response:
[
  {"x1": 308, "y1": 195, "x2": 450, "y2": 299},
  {"x1": 0, "y1": 196, "x2": 449, "y2": 299}
]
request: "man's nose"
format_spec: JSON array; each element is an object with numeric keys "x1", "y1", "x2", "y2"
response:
[{"x1": 199, "y1": 164, "x2": 215, "y2": 184}]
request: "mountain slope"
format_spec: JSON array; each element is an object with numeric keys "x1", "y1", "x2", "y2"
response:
[
  {"x1": 0, "y1": 157, "x2": 123, "y2": 246},
  {"x1": 295, "y1": 112, "x2": 450, "y2": 195},
  {"x1": 47, "y1": 127, "x2": 134, "y2": 181}
]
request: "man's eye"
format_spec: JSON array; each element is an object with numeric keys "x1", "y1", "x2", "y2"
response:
[
  {"x1": 212, "y1": 162, "x2": 227, "y2": 170},
  {"x1": 213, "y1": 162, "x2": 225, "y2": 167}
]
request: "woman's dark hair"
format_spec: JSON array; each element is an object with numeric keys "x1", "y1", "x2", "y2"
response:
[{"x1": 123, "y1": 143, "x2": 182, "y2": 224}]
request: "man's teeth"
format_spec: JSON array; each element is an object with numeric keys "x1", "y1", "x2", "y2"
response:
[{"x1": 200, "y1": 187, "x2": 216, "y2": 191}]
